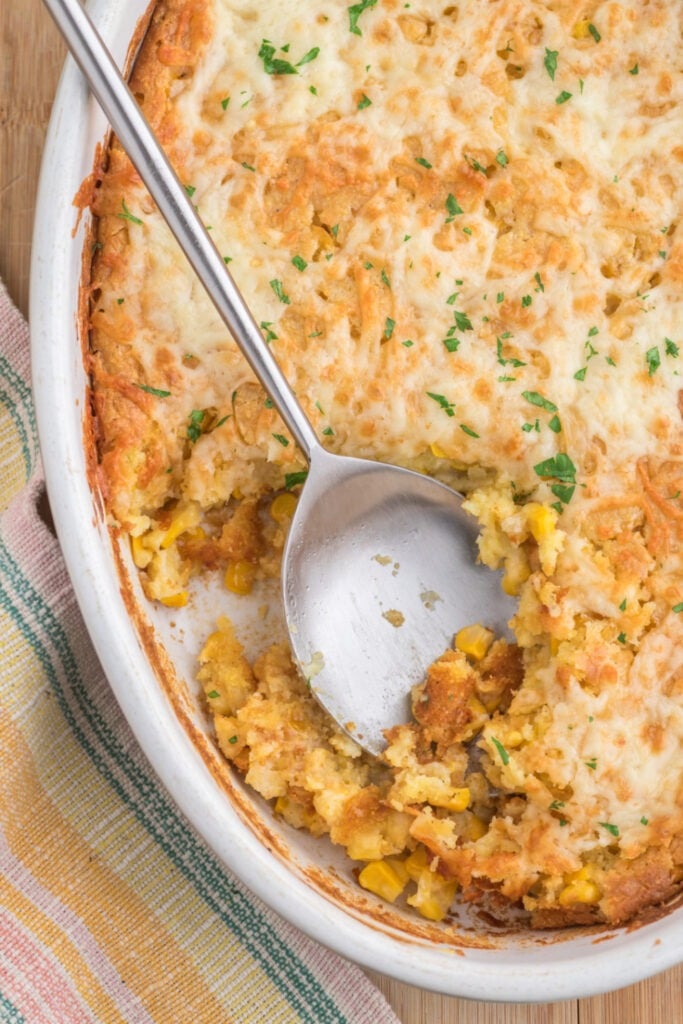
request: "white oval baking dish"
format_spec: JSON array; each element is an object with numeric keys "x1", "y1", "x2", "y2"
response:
[{"x1": 30, "y1": 0, "x2": 683, "y2": 1001}]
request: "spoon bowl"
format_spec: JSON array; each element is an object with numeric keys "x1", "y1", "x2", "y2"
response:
[
  {"x1": 284, "y1": 447, "x2": 515, "y2": 754},
  {"x1": 45, "y1": 0, "x2": 514, "y2": 754}
]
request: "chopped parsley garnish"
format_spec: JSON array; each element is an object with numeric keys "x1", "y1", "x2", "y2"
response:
[
  {"x1": 445, "y1": 193, "x2": 463, "y2": 221},
  {"x1": 497, "y1": 292, "x2": 504, "y2": 303},
  {"x1": 258, "y1": 40, "x2": 298, "y2": 75},
  {"x1": 497, "y1": 336, "x2": 525, "y2": 368},
  {"x1": 574, "y1": 367, "x2": 587, "y2": 381},
  {"x1": 221, "y1": 96, "x2": 230, "y2": 110},
  {"x1": 270, "y1": 279, "x2": 291, "y2": 304},
  {"x1": 206, "y1": 690, "x2": 220, "y2": 699},
  {"x1": 322, "y1": 426, "x2": 335, "y2": 436},
  {"x1": 640, "y1": 816, "x2": 649, "y2": 825},
  {"x1": 588, "y1": 326, "x2": 599, "y2": 337},
  {"x1": 491, "y1": 736, "x2": 510, "y2": 765},
  {"x1": 556, "y1": 90, "x2": 572, "y2": 104},
  {"x1": 297, "y1": 47, "x2": 320, "y2": 66},
  {"x1": 617, "y1": 632, "x2": 627, "y2": 644},
  {"x1": 460, "y1": 423, "x2": 479, "y2": 438},
  {"x1": 116, "y1": 298, "x2": 125, "y2": 305},
  {"x1": 228, "y1": 735, "x2": 238, "y2": 744},
  {"x1": 117, "y1": 200, "x2": 143, "y2": 225},
  {"x1": 629, "y1": 63, "x2": 639, "y2": 75},
  {"x1": 415, "y1": 156, "x2": 433, "y2": 169},
  {"x1": 443, "y1": 336, "x2": 460, "y2": 353},
  {"x1": 534, "y1": 453, "x2": 577, "y2": 505},
  {"x1": 136, "y1": 384, "x2": 171, "y2": 398},
  {"x1": 292, "y1": 255, "x2": 308, "y2": 271},
  {"x1": 521, "y1": 294, "x2": 532, "y2": 307},
  {"x1": 534, "y1": 271, "x2": 545, "y2": 292},
  {"x1": 588, "y1": 22, "x2": 601, "y2": 43},
  {"x1": 548, "y1": 414, "x2": 562, "y2": 434},
  {"x1": 357, "y1": 93, "x2": 372, "y2": 109},
  {"x1": 550, "y1": 482, "x2": 575, "y2": 504},
  {"x1": 646, "y1": 346, "x2": 661, "y2": 376},
  {"x1": 260, "y1": 321, "x2": 278, "y2": 343},
  {"x1": 585, "y1": 757, "x2": 598, "y2": 770},
  {"x1": 241, "y1": 162, "x2": 255, "y2": 172},
  {"x1": 285, "y1": 470, "x2": 308, "y2": 489},
  {"x1": 223, "y1": 255, "x2": 233, "y2": 264},
  {"x1": 665, "y1": 337, "x2": 680, "y2": 357},
  {"x1": 467, "y1": 156, "x2": 488, "y2": 176},
  {"x1": 187, "y1": 409, "x2": 206, "y2": 443},
  {"x1": 426, "y1": 392, "x2": 455, "y2": 417},
  {"x1": 381, "y1": 268, "x2": 391, "y2": 287},
  {"x1": 599, "y1": 822, "x2": 620, "y2": 838},
  {"x1": 544, "y1": 48, "x2": 558, "y2": 80},
  {"x1": 496, "y1": 149, "x2": 509, "y2": 167},
  {"x1": 673, "y1": 602, "x2": 683, "y2": 613},
  {"x1": 522, "y1": 391, "x2": 557, "y2": 413},
  {"x1": 522, "y1": 420, "x2": 540, "y2": 433},
  {"x1": 348, "y1": 0, "x2": 377, "y2": 35},
  {"x1": 384, "y1": 317, "x2": 396, "y2": 339},
  {"x1": 619, "y1": 598, "x2": 627, "y2": 611},
  {"x1": 453, "y1": 310, "x2": 473, "y2": 332},
  {"x1": 272, "y1": 433, "x2": 290, "y2": 446},
  {"x1": 402, "y1": 339, "x2": 414, "y2": 347},
  {"x1": 549, "y1": 800, "x2": 565, "y2": 810},
  {"x1": 184, "y1": 184, "x2": 196, "y2": 197}
]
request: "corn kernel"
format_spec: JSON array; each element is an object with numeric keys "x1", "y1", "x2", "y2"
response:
[
  {"x1": 407, "y1": 869, "x2": 458, "y2": 922},
  {"x1": 506, "y1": 730, "x2": 524, "y2": 749},
  {"x1": 558, "y1": 879, "x2": 601, "y2": 906},
  {"x1": 405, "y1": 845, "x2": 429, "y2": 881},
  {"x1": 445, "y1": 787, "x2": 471, "y2": 812},
  {"x1": 572, "y1": 19, "x2": 591, "y2": 38},
  {"x1": 455, "y1": 624, "x2": 494, "y2": 662},
  {"x1": 564, "y1": 864, "x2": 598, "y2": 884},
  {"x1": 466, "y1": 814, "x2": 488, "y2": 841},
  {"x1": 526, "y1": 502, "x2": 557, "y2": 543},
  {"x1": 270, "y1": 492, "x2": 298, "y2": 523},
  {"x1": 502, "y1": 557, "x2": 531, "y2": 596},
  {"x1": 224, "y1": 559, "x2": 255, "y2": 595},
  {"x1": 358, "y1": 859, "x2": 409, "y2": 903},
  {"x1": 430, "y1": 442, "x2": 447, "y2": 458},
  {"x1": 159, "y1": 591, "x2": 189, "y2": 608},
  {"x1": 160, "y1": 504, "x2": 200, "y2": 549},
  {"x1": 131, "y1": 534, "x2": 152, "y2": 569}
]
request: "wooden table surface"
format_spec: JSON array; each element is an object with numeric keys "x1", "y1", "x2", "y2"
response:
[{"x1": 3, "y1": 3, "x2": 681, "y2": 1021}]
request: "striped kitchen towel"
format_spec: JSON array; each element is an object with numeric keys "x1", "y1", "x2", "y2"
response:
[{"x1": 0, "y1": 277, "x2": 400, "y2": 1024}]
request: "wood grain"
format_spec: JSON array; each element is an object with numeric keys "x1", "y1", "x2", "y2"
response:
[
  {"x1": 2, "y1": 2, "x2": 682, "y2": 1021},
  {"x1": 0, "y1": 0, "x2": 64, "y2": 317}
]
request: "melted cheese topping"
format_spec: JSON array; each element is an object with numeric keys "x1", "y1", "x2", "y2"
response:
[{"x1": 90, "y1": 0, "x2": 683, "y2": 926}]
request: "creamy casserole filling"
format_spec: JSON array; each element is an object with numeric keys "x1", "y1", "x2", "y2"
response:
[{"x1": 89, "y1": 0, "x2": 683, "y2": 927}]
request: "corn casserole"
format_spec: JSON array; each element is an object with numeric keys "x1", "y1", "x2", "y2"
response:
[{"x1": 87, "y1": 0, "x2": 683, "y2": 928}]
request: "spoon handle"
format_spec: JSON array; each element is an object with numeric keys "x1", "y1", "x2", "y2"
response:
[{"x1": 43, "y1": 0, "x2": 321, "y2": 463}]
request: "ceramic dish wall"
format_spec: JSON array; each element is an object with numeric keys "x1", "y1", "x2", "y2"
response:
[{"x1": 30, "y1": 0, "x2": 683, "y2": 1000}]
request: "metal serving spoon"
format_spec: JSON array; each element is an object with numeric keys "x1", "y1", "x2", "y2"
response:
[{"x1": 45, "y1": 0, "x2": 515, "y2": 755}]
